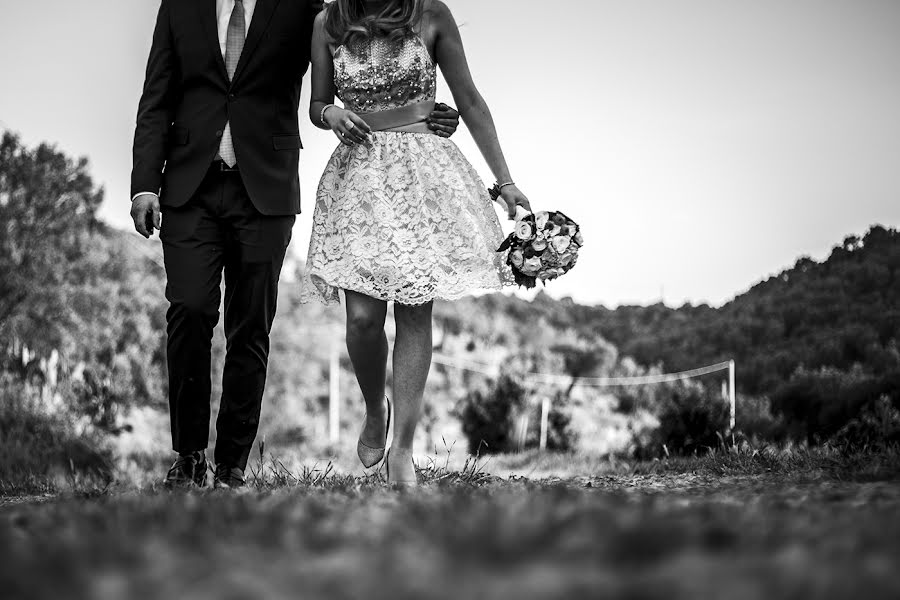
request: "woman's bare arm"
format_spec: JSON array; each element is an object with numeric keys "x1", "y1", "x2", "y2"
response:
[
  {"x1": 430, "y1": 1, "x2": 530, "y2": 216},
  {"x1": 309, "y1": 11, "x2": 371, "y2": 145}
]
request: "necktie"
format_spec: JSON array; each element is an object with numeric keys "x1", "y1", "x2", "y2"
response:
[{"x1": 218, "y1": 0, "x2": 245, "y2": 167}]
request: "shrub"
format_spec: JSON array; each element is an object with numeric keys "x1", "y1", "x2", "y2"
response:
[
  {"x1": 734, "y1": 395, "x2": 787, "y2": 443},
  {"x1": 832, "y1": 396, "x2": 900, "y2": 449},
  {"x1": 770, "y1": 368, "x2": 900, "y2": 444},
  {"x1": 458, "y1": 375, "x2": 527, "y2": 455},
  {"x1": 0, "y1": 385, "x2": 114, "y2": 493},
  {"x1": 524, "y1": 392, "x2": 579, "y2": 453},
  {"x1": 634, "y1": 382, "x2": 730, "y2": 458}
]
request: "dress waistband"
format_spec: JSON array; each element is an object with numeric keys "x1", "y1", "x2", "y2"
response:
[{"x1": 360, "y1": 101, "x2": 436, "y2": 135}]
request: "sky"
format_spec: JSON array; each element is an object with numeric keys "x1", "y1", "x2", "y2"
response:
[{"x1": 1, "y1": 0, "x2": 899, "y2": 307}]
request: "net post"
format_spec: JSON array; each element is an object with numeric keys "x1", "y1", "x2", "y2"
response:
[
  {"x1": 728, "y1": 360, "x2": 736, "y2": 431},
  {"x1": 329, "y1": 336, "x2": 341, "y2": 444},
  {"x1": 539, "y1": 396, "x2": 551, "y2": 451}
]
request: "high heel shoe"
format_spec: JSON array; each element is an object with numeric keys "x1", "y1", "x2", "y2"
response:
[
  {"x1": 357, "y1": 396, "x2": 391, "y2": 468},
  {"x1": 385, "y1": 447, "x2": 419, "y2": 488}
]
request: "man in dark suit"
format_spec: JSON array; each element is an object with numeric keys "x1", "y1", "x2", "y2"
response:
[{"x1": 130, "y1": 0, "x2": 459, "y2": 488}]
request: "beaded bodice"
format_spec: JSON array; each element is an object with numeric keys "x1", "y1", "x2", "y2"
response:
[{"x1": 334, "y1": 35, "x2": 437, "y2": 114}]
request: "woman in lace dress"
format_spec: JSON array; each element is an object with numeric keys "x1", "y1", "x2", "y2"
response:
[{"x1": 303, "y1": 0, "x2": 530, "y2": 485}]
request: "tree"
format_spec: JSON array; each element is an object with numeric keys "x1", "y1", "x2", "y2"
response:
[
  {"x1": 551, "y1": 337, "x2": 618, "y2": 398},
  {"x1": 0, "y1": 132, "x2": 168, "y2": 431},
  {"x1": 0, "y1": 131, "x2": 103, "y2": 352}
]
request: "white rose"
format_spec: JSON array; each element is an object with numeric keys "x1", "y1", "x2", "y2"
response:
[
  {"x1": 522, "y1": 257, "x2": 543, "y2": 275},
  {"x1": 534, "y1": 211, "x2": 551, "y2": 230},
  {"x1": 574, "y1": 231, "x2": 585, "y2": 246},
  {"x1": 551, "y1": 235, "x2": 571, "y2": 253},
  {"x1": 515, "y1": 220, "x2": 536, "y2": 241},
  {"x1": 532, "y1": 238, "x2": 548, "y2": 252}
]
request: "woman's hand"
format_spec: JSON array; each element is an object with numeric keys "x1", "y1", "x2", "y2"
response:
[
  {"x1": 496, "y1": 185, "x2": 532, "y2": 220},
  {"x1": 323, "y1": 105, "x2": 372, "y2": 146}
]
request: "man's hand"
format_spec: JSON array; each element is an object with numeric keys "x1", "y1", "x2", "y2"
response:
[
  {"x1": 131, "y1": 193, "x2": 161, "y2": 238},
  {"x1": 426, "y1": 102, "x2": 460, "y2": 138}
]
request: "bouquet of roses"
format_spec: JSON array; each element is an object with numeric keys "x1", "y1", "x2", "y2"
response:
[{"x1": 490, "y1": 185, "x2": 583, "y2": 289}]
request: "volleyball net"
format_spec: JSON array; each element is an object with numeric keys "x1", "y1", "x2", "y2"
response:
[{"x1": 431, "y1": 352, "x2": 737, "y2": 449}]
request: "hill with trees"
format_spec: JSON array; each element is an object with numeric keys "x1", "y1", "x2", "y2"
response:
[
  {"x1": 440, "y1": 226, "x2": 900, "y2": 445},
  {"x1": 437, "y1": 226, "x2": 900, "y2": 398},
  {"x1": 591, "y1": 227, "x2": 900, "y2": 395}
]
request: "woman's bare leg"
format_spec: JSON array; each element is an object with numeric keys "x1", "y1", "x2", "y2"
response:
[
  {"x1": 388, "y1": 301, "x2": 433, "y2": 481},
  {"x1": 344, "y1": 290, "x2": 389, "y2": 448}
]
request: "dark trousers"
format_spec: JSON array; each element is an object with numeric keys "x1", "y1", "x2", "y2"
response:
[{"x1": 160, "y1": 164, "x2": 294, "y2": 470}]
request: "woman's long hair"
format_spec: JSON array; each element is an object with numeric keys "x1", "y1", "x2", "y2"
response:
[{"x1": 324, "y1": 0, "x2": 425, "y2": 48}]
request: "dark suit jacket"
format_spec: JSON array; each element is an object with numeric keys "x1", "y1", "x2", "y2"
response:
[{"x1": 131, "y1": 0, "x2": 323, "y2": 215}]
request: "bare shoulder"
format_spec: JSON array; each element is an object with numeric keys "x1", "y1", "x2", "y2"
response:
[
  {"x1": 424, "y1": 0, "x2": 460, "y2": 42},
  {"x1": 426, "y1": 0, "x2": 455, "y2": 24},
  {"x1": 313, "y1": 5, "x2": 333, "y2": 45},
  {"x1": 313, "y1": 6, "x2": 328, "y2": 30}
]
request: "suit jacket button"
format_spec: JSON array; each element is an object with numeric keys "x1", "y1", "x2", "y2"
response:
[
  {"x1": 215, "y1": 130, "x2": 223, "y2": 138},
  {"x1": 228, "y1": 93, "x2": 236, "y2": 101}
]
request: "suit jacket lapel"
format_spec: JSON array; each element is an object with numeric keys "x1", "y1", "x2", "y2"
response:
[
  {"x1": 199, "y1": 0, "x2": 229, "y2": 82},
  {"x1": 231, "y1": 0, "x2": 281, "y2": 85}
]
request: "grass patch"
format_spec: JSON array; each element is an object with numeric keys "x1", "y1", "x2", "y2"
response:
[
  {"x1": 490, "y1": 443, "x2": 900, "y2": 482},
  {"x1": 0, "y1": 401, "x2": 114, "y2": 495},
  {"x1": 3, "y1": 440, "x2": 899, "y2": 599}
]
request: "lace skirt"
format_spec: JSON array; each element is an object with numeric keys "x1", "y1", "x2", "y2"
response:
[{"x1": 301, "y1": 132, "x2": 513, "y2": 305}]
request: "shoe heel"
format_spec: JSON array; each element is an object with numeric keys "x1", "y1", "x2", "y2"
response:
[
  {"x1": 358, "y1": 397, "x2": 391, "y2": 468},
  {"x1": 386, "y1": 447, "x2": 418, "y2": 488}
]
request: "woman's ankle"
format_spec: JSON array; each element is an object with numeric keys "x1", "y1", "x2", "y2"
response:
[{"x1": 363, "y1": 394, "x2": 387, "y2": 417}]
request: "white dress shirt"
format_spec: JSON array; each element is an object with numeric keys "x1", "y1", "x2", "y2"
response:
[{"x1": 133, "y1": 0, "x2": 257, "y2": 202}]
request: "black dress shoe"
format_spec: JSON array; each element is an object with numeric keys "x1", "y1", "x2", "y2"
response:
[
  {"x1": 164, "y1": 451, "x2": 208, "y2": 488},
  {"x1": 214, "y1": 464, "x2": 246, "y2": 489}
]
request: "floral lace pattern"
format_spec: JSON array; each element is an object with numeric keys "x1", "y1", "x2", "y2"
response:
[
  {"x1": 301, "y1": 33, "x2": 511, "y2": 305},
  {"x1": 301, "y1": 133, "x2": 513, "y2": 305}
]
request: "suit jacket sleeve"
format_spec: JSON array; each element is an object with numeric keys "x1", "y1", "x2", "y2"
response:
[
  {"x1": 302, "y1": 0, "x2": 325, "y2": 63},
  {"x1": 131, "y1": 0, "x2": 179, "y2": 200}
]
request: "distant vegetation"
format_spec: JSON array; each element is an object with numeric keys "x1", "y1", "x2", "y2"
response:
[
  {"x1": 1, "y1": 131, "x2": 898, "y2": 491},
  {"x1": 436, "y1": 226, "x2": 900, "y2": 449},
  {"x1": 594, "y1": 227, "x2": 900, "y2": 396},
  {"x1": 441, "y1": 226, "x2": 900, "y2": 398}
]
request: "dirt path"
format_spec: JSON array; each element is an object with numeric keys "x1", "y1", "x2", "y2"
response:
[{"x1": 3, "y1": 469, "x2": 899, "y2": 599}]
